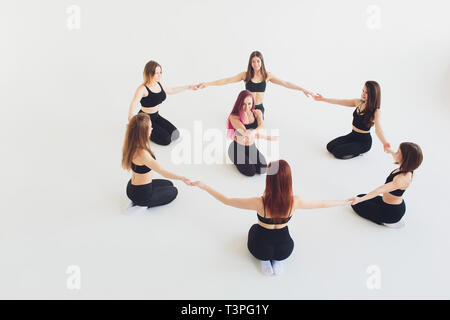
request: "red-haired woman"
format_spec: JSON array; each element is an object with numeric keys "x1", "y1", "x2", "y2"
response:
[
  {"x1": 227, "y1": 90, "x2": 277, "y2": 176},
  {"x1": 128, "y1": 60, "x2": 197, "y2": 146},
  {"x1": 351, "y1": 142, "x2": 423, "y2": 227},
  {"x1": 313, "y1": 81, "x2": 391, "y2": 159},
  {"x1": 197, "y1": 51, "x2": 312, "y2": 117},
  {"x1": 122, "y1": 113, "x2": 192, "y2": 208},
  {"x1": 192, "y1": 160, "x2": 352, "y2": 276}
]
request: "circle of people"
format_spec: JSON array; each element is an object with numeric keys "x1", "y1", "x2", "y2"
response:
[{"x1": 122, "y1": 51, "x2": 423, "y2": 276}]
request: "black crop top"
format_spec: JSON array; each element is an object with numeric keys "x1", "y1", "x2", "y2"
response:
[
  {"x1": 257, "y1": 197, "x2": 292, "y2": 225},
  {"x1": 235, "y1": 111, "x2": 258, "y2": 136},
  {"x1": 385, "y1": 169, "x2": 408, "y2": 196},
  {"x1": 352, "y1": 104, "x2": 372, "y2": 131},
  {"x1": 131, "y1": 154, "x2": 156, "y2": 174},
  {"x1": 245, "y1": 79, "x2": 266, "y2": 92},
  {"x1": 140, "y1": 82, "x2": 166, "y2": 108}
]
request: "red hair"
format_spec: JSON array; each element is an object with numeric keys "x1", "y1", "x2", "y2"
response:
[
  {"x1": 262, "y1": 160, "x2": 294, "y2": 222},
  {"x1": 226, "y1": 90, "x2": 255, "y2": 139}
]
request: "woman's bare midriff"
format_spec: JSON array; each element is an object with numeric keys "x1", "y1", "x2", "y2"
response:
[
  {"x1": 141, "y1": 104, "x2": 161, "y2": 114},
  {"x1": 382, "y1": 192, "x2": 404, "y2": 205},
  {"x1": 250, "y1": 91, "x2": 264, "y2": 105},
  {"x1": 257, "y1": 220, "x2": 289, "y2": 230},
  {"x1": 131, "y1": 171, "x2": 153, "y2": 185}
]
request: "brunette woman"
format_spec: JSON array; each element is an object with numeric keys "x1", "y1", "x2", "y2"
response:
[
  {"x1": 351, "y1": 142, "x2": 423, "y2": 227},
  {"x1": 313, "y1": 81, "x2": 391, "y2": 159},
  {"x1": 122, "y1": 113, "x2": 192, "y2": 208},
  {"x1": 197, "y1": 51, "x2": 312, "y2": 117}
]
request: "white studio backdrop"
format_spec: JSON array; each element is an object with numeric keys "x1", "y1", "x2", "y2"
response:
[{"x1": 0, "y1": 0, "x2": 449, "y2": 299}]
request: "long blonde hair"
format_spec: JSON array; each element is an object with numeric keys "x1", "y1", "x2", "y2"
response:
[{"x1": 122, "y1": 113, "x2": 155, "y2": 170}]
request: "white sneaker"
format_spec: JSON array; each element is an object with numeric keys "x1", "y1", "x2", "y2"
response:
[
  {"x1": 382, "y1": 220, "x2": 406, "y2": 229},
  {"x1": 271, "y1": 260, "x2": 284, "y2": 275},
  {"x1": 125, "y1": 202, "x2": 148, "y2": 215},
  {"x1": 260, "y1": 260, "x2": 273, "y2": 276}
]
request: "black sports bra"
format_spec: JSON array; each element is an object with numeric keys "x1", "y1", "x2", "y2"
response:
[
  {"x1": 245, "y1": 79, "x2": 266, "y2": 93},
  {"x1": 235, "y1": 111, "x2": 258, "y2": 136},
  {"x1": 140, "y1": 82, "x2": 166, "y2": 108},
  {"x1": 352, "y1": 104, "x2": 373, "y2": 131},
  {"x1": 385, "y1": 169, "x2": 408, "y2": 197},
  {"x1": 257, "y1": 197, "x2": 292, "y2": 225},
  {"x1": 131, "y1": 154, "x2": 156, "y2": 174}
]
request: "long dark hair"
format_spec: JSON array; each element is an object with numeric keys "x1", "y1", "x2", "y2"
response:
[
  {"x1": 226, "y1": 90, "x2": 255, "y2": 139},
  {"x1": 361, "y1": 80, "x2": 381, "y2": 128},
  {"x1": 244, "y1": 51, "x2": 268, "y2": 83},
  {"x1": 399, "y1": 142, "x2": 423, "y2": 173},
  {"x1": 122, "y1": 113, "x2": 155, "y2": 170},
  {"x1": 262, "y1": 160, "x2": 294, "y2": 223}
]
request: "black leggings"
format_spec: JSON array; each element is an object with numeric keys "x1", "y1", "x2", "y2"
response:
[
  {"x1": 255, "y1": 104, "x2": 264, "y2": 118},
  {"x1": 247, "y1": 224, "x2": 294, "y2": 261},
  {"x1": 228, "y1": 141, "x2": 267, "y2": 176},
  {"x1": 139, "y1": 110, "x2": 180, "y2": 146},
  {"x1": 351, "y1": 194, "x2": 406, "y2": 224},
  {"x1": 126, "y1": 179, "x2": 178, "y2": 208},
  {"x1": 327, "y1": 130, "x2": 372, "y2": 159}
]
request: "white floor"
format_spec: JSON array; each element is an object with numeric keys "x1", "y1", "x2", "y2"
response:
[{"x1": 1, "y1": 0, "x2": 450, "y2": 299}]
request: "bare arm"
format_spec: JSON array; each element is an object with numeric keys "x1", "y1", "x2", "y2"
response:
[
  {"x1": 140, "y1": 150, "x2": 191, "y2": 183},
  {"x1": 352, "y1": 175, "x2": 410, "y2": 205},
  {"x1": 268, "y1": 73, "x2": 313, "y2": 97},
  {"x1": 160, "y1": 82, "x2": 196, "y2": 95},
  {"x1": 373, "y1": 109, "x2": 391, "y2": 152},
  {"x1": 192, "y1": 181, "x2": 261, "y2": 210},
  {"x1": 293, "y1": 195, "x2": 351, "y2": 210},
  {"x1": 128, "y1": 86, "x2": 146, "y2": 120},
  {"x1": 201, "y1": 72, "x2": 245, "y2": 88},
  {"x1": 313, "y1": 94, "x2": 361, "y2": 107}
]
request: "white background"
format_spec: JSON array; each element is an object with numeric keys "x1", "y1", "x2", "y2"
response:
[{"x1": 1, "y1": 0, "x2": 449, "y2": 299}]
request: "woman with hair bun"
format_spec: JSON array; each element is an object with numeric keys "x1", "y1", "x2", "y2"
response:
[{"x1": 351, "y1": 142, "x2": 423, "y2": 227}]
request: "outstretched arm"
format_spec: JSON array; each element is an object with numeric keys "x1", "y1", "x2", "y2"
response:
[
  {"x1": 192, "y1": 181, "x2": 261, "y2": 210},
  {"x1": 351, "y1": 176, "x2": 410, "y2": 205},
  {"x1": 313, "y1": 94, "x2": 361, "y2": 107},
  {"x1": 268, "y1": 73, "x2": 313, "y2": 97},
  {"x1": 160, "y1": 83, "x2": 196, "y2": 95},
  {"x1": 140, "y1": 151, "x2": 192, "y2": 185},
  {"x1": 373, "y1": 109, "x2": 391, "y2": 152},
  {"x1": 294, "y1": 195, "x2": 352, "y2": 210},
  {"x1": 198, "y1": 72, "x2": 245, "y2": 88}
]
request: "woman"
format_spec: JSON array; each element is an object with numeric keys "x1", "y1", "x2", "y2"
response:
[
  {"x1": 197, "y1": 51, "x2": 312, "y2": 117},
  {"x1": 192, "y1": 160, "x2": 352, "y2": 276},
  {"x1": 122, "y1": 113, "x2": 192, "y2": 208},
  {"x1": 227, "y1": 90, "x2": 277, "y2": 177},
  {"x1": 313, "y1": 81, "x2": 391, "y2": 159},
  {"x1": 128, "y1": 60, "x2": 197, "y2": 146},
  {"x1": 351, "y1": 142, "x2": 423, "y2": 227}
]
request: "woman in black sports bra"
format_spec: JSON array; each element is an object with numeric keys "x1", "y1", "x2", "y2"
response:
[
  {"x1": 196, "y1": 51, "x2": 313, "y2": 117},
  {"x1": 192, "y1": 160, "x2": 351, "y2": 276},
  {"x1": 351, "y1": 142, "x2": 423, "y2": 227},
  {"x1": 122, "y1": 113, "x2": 192, "y2": 209},
  {"x1": 128, "y1": 60, "x2": 197, "y2": 146},
  {"x1": 227, "y1": 90, "x2": 278, "y2": 176},
  {"x1": 313, "y1": 81, "x2": 391, "y2": 159}
]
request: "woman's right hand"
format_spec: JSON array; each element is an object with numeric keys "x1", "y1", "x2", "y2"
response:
[
  {"x1": 196, "y1": 82, "x2": 207, "y2": 89},
  {"x1": 313, "y1": 93, "x2": 324, "y2": 101},
  {"x1": 191, "y1": 181, "x2": 206, "y2": 189},
  {"x1": 266, "y1": 135, "x2": 279, "y2": 141},
  {"x1": 182, "y1": 177, "x2": 193, "y2": 186}
]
